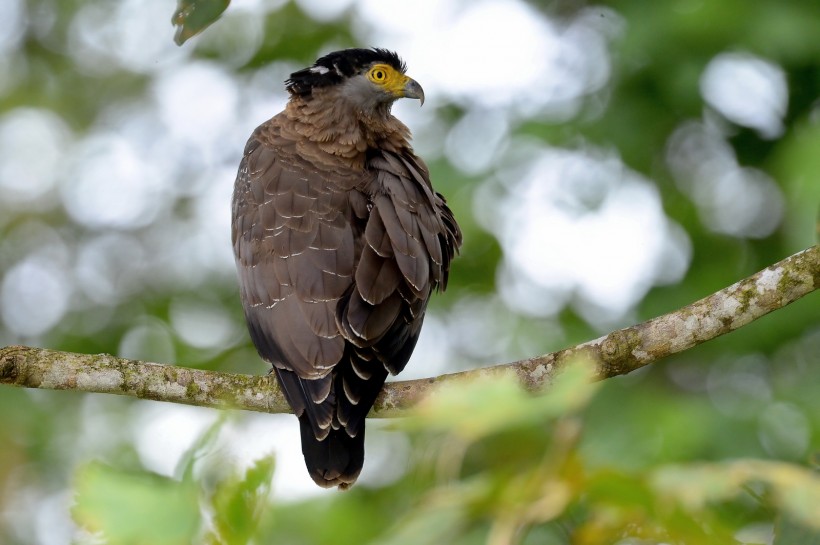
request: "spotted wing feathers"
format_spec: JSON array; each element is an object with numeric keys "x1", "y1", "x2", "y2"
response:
[{"x1": 232, "y1": 119, "x2": 461, "y2": 488}]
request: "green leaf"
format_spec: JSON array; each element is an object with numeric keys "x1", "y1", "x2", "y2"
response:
[
  {"x1": 377, "y1": 480, "x2": 490, "y2": 545},
  {"x1": 208, "y1": 456, "x2": 276, "y2": 545},
  {"x1": 171, "y1": 0, "x2": 231, "y2": 46},
  {"x1": 651, "y1": 460, "x2": 820, "y2": 529},
  {"x1": 404, "y1": 358, "x2": 598, "y2": 442},
  {"x1": 774, "y1": 515, "x2": 820, "y2": 545},
  {"x1": 176, "y1": 412, "x2": 227, "y2": 483},
  {"x1": 73, "y1": 462, "x2": 200, "y2": 545}
]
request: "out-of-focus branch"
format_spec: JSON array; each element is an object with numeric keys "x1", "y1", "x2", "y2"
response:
[{"x1": 1, "y1": 246, "x2": 818, "y2": 417}]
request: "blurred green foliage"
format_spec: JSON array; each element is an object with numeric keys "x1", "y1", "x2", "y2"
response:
[
  {"x1": 73, "y1": 462, "x2": 200, "y2": 545},
  {"x1": 68, "y1": 359, "x2": 820, "y2": 544},
  {"x1": 0, "y1": 0, "x2": 819, "y2": 544}
]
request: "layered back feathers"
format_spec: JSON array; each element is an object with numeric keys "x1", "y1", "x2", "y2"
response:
[{"x1": 232, "y1": 49, "x2": 461, "y2": 488}]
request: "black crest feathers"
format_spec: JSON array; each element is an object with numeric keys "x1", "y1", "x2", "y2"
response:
[{"x1": 286, "y1": 48, "x2": 406, "y2": 97}]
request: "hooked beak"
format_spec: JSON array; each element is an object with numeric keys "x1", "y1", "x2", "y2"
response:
[{"x1": 402, "y1": 77, "x2": 425, "y2": 106}]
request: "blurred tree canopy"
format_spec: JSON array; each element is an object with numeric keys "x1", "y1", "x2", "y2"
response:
[{"x1": 0, "y1": 0, "x2": 818, "y2": 544}]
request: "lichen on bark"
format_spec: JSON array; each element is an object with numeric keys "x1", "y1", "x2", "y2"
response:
[{"x1": 1, "y1": 245, "x2": 818, "y2": 417}]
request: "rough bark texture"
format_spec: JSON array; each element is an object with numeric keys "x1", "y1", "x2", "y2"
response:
[{"x1": 1, "y1": 245, "x2": 818, "y2": 417}]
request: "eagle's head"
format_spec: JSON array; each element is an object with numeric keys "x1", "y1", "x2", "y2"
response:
[{"x1": 285, "y1": 48, "x2": 425, "y2": 115}]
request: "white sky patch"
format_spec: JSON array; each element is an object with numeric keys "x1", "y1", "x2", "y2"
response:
[
  {"x1": 132, "y1": 404, "x2": 219, "y2": 478},
  {"x1": 495, "y1": 146, "x2": 691, "y2": 325},
  {"x1": 1, "y1": 255, "x2": 72, "y2": 337},
  {"x1": 445, "y1": 108, "x2": 509, "y2": 175},
  {"x1": 67, "y1": 0, "x2": 186, "y2": 76},
  {"x1": 118, "y1": 320, "x2": 176, "y2": 364},
  {"x1": 667, "y1": 121, "x2": 785, "y2": 238},
  {"x1": 216, "y1": 414, "x2": 335, "y2": 500},
  {"x1": 297, "y1": 0, "x2": 356, "y2": 22},
  {"x1": 355, "y1": 0, "x2": 616, "y2": 112},
  {"x1": 388, "y1": 313, "x2": 455, "y2": 380},
  {"x1": 242, "y1": 62, "x2": 294, "y2": 135},
  {"x1": 211, "y1": 415, "x2": 410, "y2": 500},
  {"x1": 354, "y1": 0, "x2": 457, "y2": 40},
  {"x1": 126, "y1": 168, "x2": 236, "y2": 295},
  {"x1": 192, "y1": 3, "x2": 266, "y2": 68},
  {"x1": 704, "y1": 167, "x2": 784, "y2": 238},
  {"x1": 94, "y1": 100, "x2": 188, "y2": 186},
  {"x1": 61, "y1": 133, "x2": 168, "y2": 229},
  {"x1": 700, "y1": 52, "x2": 788, "y2": 139},
  {"x1": 74, "y1": 233, "x2": 146, "y2": 305},
  {"x1": 189, "y1": 165, "x2": 238, "y2": 275},
  {"x1": 420, "y1": 0, "x2": 557, "y2": 103},
  {"x1": 33, "y1": 492, "x2": 74, "y2": 545},
  {"x1": 132, "y1": 406, "x2": 326, "y2": 501},
  {"x1": 169, "y1": 297, "x2": 237, "y2": 350},
  {"x1": 0, "y1": 0, "x2": 25, "y2": 55},
  {"x1": 0, "y1": 108, "x2": 72, "y2": 206},
  {"x1": 153, "y1": 62, "x2": 241, "y2": 153}
]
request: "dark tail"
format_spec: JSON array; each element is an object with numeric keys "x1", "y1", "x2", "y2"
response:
[{"x1": 299, "y1": 415, "x2": 364, "y2": 489}]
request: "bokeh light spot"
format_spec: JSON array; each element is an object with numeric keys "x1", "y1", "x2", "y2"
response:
[
  {"x1": 0, "y1": 108, "x2": 72, "y2": 206},
  {"x1": 169, "y1": 298, "x2": 237, "y2": 350},
  {"x1": 758, "y1": 402, "x2": 810, "y2": 460},
  {"x1": 61, "y1": 133, "x2": 168, "y2": 229},
  {"x1": 495, "y1": 146, "x2": 691, "y2": 325},
  {"x1": 153, "y1": 62, "x2": 240, "y2": 152},
  {"x1": 667, "y1": 121, "x2": 785, "y2": 238},
  {"x1": 1, "y1": 256, "x2": 71, "y2": 337},
  {"x1": 118, "y1": 320, "x2": 176, "y2": 363},
  {"x1": 701, "y1": 52, "x2": 788, "y2": 139}
]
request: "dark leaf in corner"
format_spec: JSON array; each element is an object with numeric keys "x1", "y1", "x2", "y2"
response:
[{"x1": 171, "y1": 0, "x2": 230, "y2": 45}]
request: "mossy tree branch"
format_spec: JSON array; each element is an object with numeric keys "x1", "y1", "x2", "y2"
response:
[{"x1": 2, "y1": 245, "x2": 818, "y2": 417}]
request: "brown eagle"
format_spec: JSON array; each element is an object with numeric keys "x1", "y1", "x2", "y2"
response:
[{"x1": 231, "y1": 48, "x2": 462, "y2": 488}]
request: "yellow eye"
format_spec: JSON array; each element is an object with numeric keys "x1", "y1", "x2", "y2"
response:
[{"x1": 369, "y1": 67, "x2": 388, "y2": 83}]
